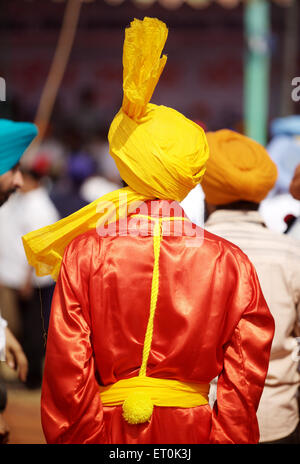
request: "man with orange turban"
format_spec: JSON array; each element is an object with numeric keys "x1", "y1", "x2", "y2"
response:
[
  {"x1": 203, "y1": 129, "x2": 300, "y2": 444},
  {"x1": 22, "y1": 18, "x2": 274, "y2": 444}
]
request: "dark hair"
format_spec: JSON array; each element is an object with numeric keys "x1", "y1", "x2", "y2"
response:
[
  {"x1": 215, "y1": 201, "x2": 259, "y2": 211},
  {"x1": 21, "y1": 168, "x2": 43, "y2": 182}
]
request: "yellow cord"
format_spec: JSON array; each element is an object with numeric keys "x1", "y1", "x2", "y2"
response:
[
  {"x1": 121, "y1": 214, "x2": 190, "y2": 424},
  {"x1": 131, "y1": 214, "x2": 190, "y2": 378},
  {"x1": 139, "y1": 219, "x2": 162, "y2": 377}
]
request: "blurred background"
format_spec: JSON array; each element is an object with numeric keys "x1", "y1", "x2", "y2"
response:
[{"x1": 0, "y1": 0, "x2": 299, "y2": 444}]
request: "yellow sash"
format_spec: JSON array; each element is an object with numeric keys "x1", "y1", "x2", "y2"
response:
[{"x1": 100, "y1": 376, "x2": 209, "y2": 424}]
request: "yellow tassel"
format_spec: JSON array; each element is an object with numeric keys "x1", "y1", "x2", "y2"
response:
[{"x1": 122, "y1": 391, "x2": 154, "y2": 425}]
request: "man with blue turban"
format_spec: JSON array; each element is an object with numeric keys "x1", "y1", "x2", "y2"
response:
[
  {"x1": 0, "y1": 118, "x2": 38, "y2": 443},
  {"x1": 0, "y1": 119, "x2": 37, "y2": 206}
]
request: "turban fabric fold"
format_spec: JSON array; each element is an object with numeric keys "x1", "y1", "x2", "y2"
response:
[
  {"x1": 201, "y1": 129, "x2": 278, "y2": 205},
  {"x1": 0, "y1": 119, "x2": 38, "y2": 175},
  {"x1": 22, "y1": 17, "x2": 209, "y2": 280}
]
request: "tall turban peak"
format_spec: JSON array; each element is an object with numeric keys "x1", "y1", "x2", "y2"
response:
[
  {"x1": 0, "y1": 119, "x2": 38, "y2": 175},
  {"x1": 122, "y1": 17, "x2": 168, "y2": 121},
  {"x1": 202, "y1": 129, "x2": 278, "y2": 205}
]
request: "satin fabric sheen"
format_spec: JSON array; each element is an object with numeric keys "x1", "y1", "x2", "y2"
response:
[{"x1": 41, "y1": 199, "x2": 274, "y2": 444}]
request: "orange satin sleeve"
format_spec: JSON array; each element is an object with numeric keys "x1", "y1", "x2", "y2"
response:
[
  {"x1": 41, "y1": 237, "x2": 108, "y2": 444},
  {"x1": 210, "y1": 259, "x2": 275, "y2": 444}
]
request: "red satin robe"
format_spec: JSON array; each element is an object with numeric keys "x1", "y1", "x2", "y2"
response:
[{"x1": 41, "y1": 199, "x2": 274, "y2": 444}]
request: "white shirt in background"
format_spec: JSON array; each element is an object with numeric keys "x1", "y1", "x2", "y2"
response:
[
  {"x1": 259, "y1": 192, "x2": 300, "y2": 234},
  {"x1": 205, "y1": 209, "x2": 300, "y2": 442},
  {"x1": 180, "y1": 184, "x2": 205, "y2": 227},
  {"x1": 0, "y1": 187, "x2": 59, "y2": 289},
  {"x1": 79, "y1": 176, "x2": 120, "y2": 204}
]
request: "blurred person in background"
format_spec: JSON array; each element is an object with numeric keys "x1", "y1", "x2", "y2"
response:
[
  {"x1": 0, "y1": 327, "x2": 28, "y2": 444},
  {"x1": 0, "y1": 158, "x2": 59, "y2": 390},
  {"x1": 79, "y1": 166, "x2": 121, "y2": 204},
  {"x1": 23, "y1": 18, "x2": 274, "y2": 445},
  {"x1": 79, "y1": 130, "x2": 122, "y2": 203},
  {"x1": 70, "y1": 87, "x2": 105, "y2": 145},
  {"x1": 290, "y1": 164, "x2": 300, "y2": 200},
  {"x1": 259, "y1": 116, "x2": 300, "y2": 234},
  {"x1": 286, "y1": 163, "x2": 300, "y2": 239},
  {"x1": 50, "y1": 151, "x2": 91, "y2": 219},
  {"x1": 0, "y1": 119, "x2": 37, "y2": 443},
  {"x1": 86, "y1": 130, "x2": 122, "y2": 186},
  {"x1": 203, "y1": 129, "x2": 300, "y2": 444},
  {"x1": 49, "y1": 126, "x2": 119, "y2": 214}
]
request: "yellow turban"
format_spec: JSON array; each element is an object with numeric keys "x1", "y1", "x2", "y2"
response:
[
  {"x1": 202, "y1": 129, "x2": 277, "y2": 205},
  {"x1": 22, "y1": 17, "x2": 209, "y2": 280}
]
